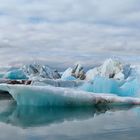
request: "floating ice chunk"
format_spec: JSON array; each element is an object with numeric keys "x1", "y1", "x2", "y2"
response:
[
  {"x1": 22, "y1": 63, "x2": 60, "y2": 79},
  {"x1": 120, "y1": 78, "x2": 140, "y2": 97},
  {"x1": 22, "y1": 63, "x2": 40, "y2": 75},
  {"x1": 81, "y1": 76, "x2": 122, "y2": 93},
  {"x1": 86, "y1": 58, "x2": 131, "y2": 81},
  {"x1": 86, "y1": 67, "x2": 101, "y2": 81},
  {"x1": 61, "y1": 68, "x2": 73, "y2": 80},
  {"x1": 4, "y1": 69, "x2": 28, "y2": 80},
  {"x1": 80, "y1": 76, "x2": 140, "y2": 97},
  {"x1": 39, "y1": 65, "x2": 60, "y2": 79},
  {"x1": 3, "y1": 63, "x2": 60, "y2": 80},
  {"x1": 61, "y1": 64, "x2": 86, "y2": 80},
  {"x1": 0, "y1": 84, "x2": 140, "y2": 106},
  {"x1": 101, "y1": 58, "x2": 123, "y2": 78}
]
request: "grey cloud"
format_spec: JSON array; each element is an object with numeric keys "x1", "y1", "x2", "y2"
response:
[{"x1": 0, "y1": 0, "x2": 139, "y2": 66}]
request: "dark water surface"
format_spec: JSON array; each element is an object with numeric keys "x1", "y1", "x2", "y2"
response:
[{"x1": 0, "y1": 98, "x2": 140, "y2": 140}]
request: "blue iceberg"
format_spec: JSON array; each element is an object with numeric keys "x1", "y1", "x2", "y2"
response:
[
  {"x1": 0, "y1": 84, "x2": 140, "y2": 106},
  {"x1": 80, "y1": 76, "x2": 140, "y2": 97},
  {"x1": 4, "y1": 69, "x2": 28, "y2": 80},
  {"x1": 0, "y1": 58, "x2": 140, "y2": 106},
  {"x1": 120, "y1": 78, "x2": 140, "y2": 97}
]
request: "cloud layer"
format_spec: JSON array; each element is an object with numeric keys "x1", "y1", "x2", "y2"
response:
[{"x1": 0, "y1": 0, "x2": 140, "y2": 67}]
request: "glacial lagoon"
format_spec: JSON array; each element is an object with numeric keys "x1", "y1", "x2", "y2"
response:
[
  {"x1": 0, "y1": 59, "x2": 140, "y2": 140},
  {"x1": 0, "y1": 98, "x2": 140, "y2": 140}
]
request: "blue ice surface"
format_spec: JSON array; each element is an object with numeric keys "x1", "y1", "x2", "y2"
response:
[
  {"x1": 80, "y1": 76, "x2": 140, "y2": 97},
  {"x1": 61, "y1": 76, "x2": 76, "y2": 81},
  {"x1": 120, "y1": 78, "x2": 140, "y2": 97},
  {"x1": 4, "y1": 69, "x2": 28, "y2": 80}
]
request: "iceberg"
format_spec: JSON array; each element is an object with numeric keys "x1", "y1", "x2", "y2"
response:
[
  {"x1": 22, "y1": 63, "x2": 61, "y2": 79},
  {"x1": 3, "y1": 63, "x2": 61, "y2": 80},
  {"x1": 0, "y1": 84, "x2": 140, "y2": 106},
  {"x1": 120, "y1": 78, "x2": 140, "y2": 97},
  {"x1": 4, "y1": 69, "x2": 28, "y2": 80},
  {"x1": 61, "y1": 64, "x2": 86, "y2": 80},
  {"x1": 86, "y1": 58, "x2": 131, "y2": 81},
  {"x1": 80, "y1": 76, "x2": 122, "y2": 93},
  {"x1": 80, "y1": 76, "x2": 140, "y2": 97},
  {"x1": 61, "y1": 68, "x2": 76, "y2": 80},
  {"x1": 0, "y1": 58, "x2": 140, "y2": 106}
]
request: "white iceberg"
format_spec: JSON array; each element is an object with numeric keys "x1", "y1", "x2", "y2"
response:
[
  {"x1": 22, "y1": 63, "x2": 61, "y2": 79},
  {"x1": 61, "y1": 64, "x2": 85, "y2": 80},
  {"x1": 61, "y1": 68, "x2": 76, "y2": 80},
  {"x1": 86, "y1": 58, "x2": 131, "y2": 81}
]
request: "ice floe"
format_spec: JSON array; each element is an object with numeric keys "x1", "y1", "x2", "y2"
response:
[
  {"x1": 86, "y1": 58, "x2": 132, "y2": 81},
  {"x1": 0, "y1": 58, "x2": 140, "y2": 106},
  {"x1": 0, "y1": 84, "x2": 140, "y2": 106}
]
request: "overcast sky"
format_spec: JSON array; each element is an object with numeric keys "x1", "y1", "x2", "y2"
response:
[{"x1": 0, "y1": 0, "x2": 140, "y2": 67}]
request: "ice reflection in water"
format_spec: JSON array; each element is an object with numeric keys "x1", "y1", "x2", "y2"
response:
[
  {"x1": 0, "y1": 98, "x2": 138, "y2": 128},
  {"x1": 0, "y1": 98, "x2": 140, "y2": 140}
]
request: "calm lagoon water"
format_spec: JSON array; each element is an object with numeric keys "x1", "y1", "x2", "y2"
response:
[{"x1": 0, "y1": 98, "x2": 140, "y2": 140}]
